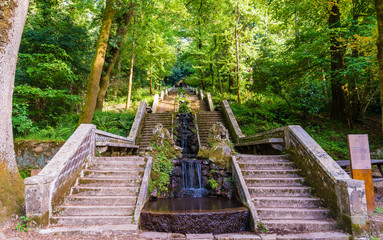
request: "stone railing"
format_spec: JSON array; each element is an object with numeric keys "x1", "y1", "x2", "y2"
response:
[
  {"x1": 239, "y1": 127, "x2": 284, "y2": 143},
  {"x1": 151, "y1": 87, "x2": 172, "y2": 113},
  {"x1": 199, "y1": 89, "x2": 204, "y2": 100},
  {"x1": 134, "y1": 156, "x2": 152, "y2": 224},
  {"x1": 24, "y1": 124, "x2": 96, "y2": 226},
  {"x1": 152, "y1": 94, "x2": 159, "y2": 113},
  {"x1": 96, "y1": 129, "x2": 134, "y2": 145},
  {"x1": 231, "y1": 156, "x2": 258, "y2": 231},
  {"x1": 284, "y1": 125, "x2": 368, "y2": 235},
  {"x1": 128, "y1": 101, "x2": 147, "y2": 144},
  {"x1": 206, "y1": 92, "x2": 214, "y2": 111},
  {"x1": 220, "y1": 100, "x2": 245, "y2": 143}
]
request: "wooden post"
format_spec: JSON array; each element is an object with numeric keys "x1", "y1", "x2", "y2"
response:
[{"x1": 348, "y1": 134, "x2": 375, "y2": 213}]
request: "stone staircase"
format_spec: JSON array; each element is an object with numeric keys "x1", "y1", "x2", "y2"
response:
[
  {"x1": 237, "y1": 154, "x2": 348, "y2": 237},
  {"x1": 196, "y1": 111, "x2": 232, "y2": 147},
  {"x1": 51, "y1": 156, "x2": 145, "y2": 227},
  {"x1": 137, "y1": 112, "x2": 173, "y2": 151}
]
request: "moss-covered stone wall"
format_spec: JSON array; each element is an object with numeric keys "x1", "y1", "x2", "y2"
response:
[{"x1": 14, "y1": 140, "x2": 65, "y2": 170}]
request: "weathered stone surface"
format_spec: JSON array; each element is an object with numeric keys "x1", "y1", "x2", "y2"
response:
[
  {"x1": 128, "y1": 101, "x2": 147, "y2": 141},
  {"x1": 284, "y1": 125, "x2": 368, "y2": 235},
  {"x1": 220, "y1": 100, "x2": 245, "y2": 143},
  {"x1": 14, "y1": 140, "x2": 64, "y2": 170},
  {"x1": 24, "y1": 124, "x2": 96, "y2": 226}
]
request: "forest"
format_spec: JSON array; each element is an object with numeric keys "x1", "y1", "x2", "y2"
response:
[{"x1": 9, "y1": 0, "x2": 383, "y2": 160}]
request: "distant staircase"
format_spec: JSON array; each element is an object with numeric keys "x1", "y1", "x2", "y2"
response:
[
  {"x1": 196, "y1": 111, "x2": 232, "y2": 147},
  {"x1": 136, "y1": 112, "x2": 173, "y2": 151},
  {"x1": 51, "y1": 156, "x2": 145, "y2": 227},
  {"x1": 237, "y1": 154, "x2": 348, "y2": 237}
]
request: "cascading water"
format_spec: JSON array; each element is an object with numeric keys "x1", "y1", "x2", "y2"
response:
[
  {"x1": 181, "y1": 160, "x2": 204, "y2": 197},
  {"x1": 140, "y1": 90, "x2": 250, "y2": 234},
  {"x1": 175, "y1": 113, "x2": 206, "y2": 197}
]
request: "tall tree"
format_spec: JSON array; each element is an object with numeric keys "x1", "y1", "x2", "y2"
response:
[
  {"x1": 0, "y1": 0, "x2": 29, "y2": 220},
  {"x1": 125, "y1": 17, "x2": 136, "y2": 110},
  {"x1": 328, "y1": 0, "x2": 352, "y2": 126},
  {"x1": 376, "y1": 0, "x2": 383, "y2": 131},
  {"x1": 96, "y1": 8, "x2": 135, "y2": 110},
  {"x1": 77, "y1": 0, "x2": 116, "y2": 125}
]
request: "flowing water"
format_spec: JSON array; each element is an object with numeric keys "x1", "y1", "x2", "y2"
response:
[{"x1": 140, "y1": 111, "x2": 250, "y2": 233}]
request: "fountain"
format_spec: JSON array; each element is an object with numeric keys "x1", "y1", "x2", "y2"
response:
[{"x1": 140, "y1": 110, "x2": 250, "y2": 234}]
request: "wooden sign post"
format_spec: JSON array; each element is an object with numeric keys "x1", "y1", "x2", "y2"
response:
[{"x1": 347, "y1": 134, "x2": 375, "y2": 213}]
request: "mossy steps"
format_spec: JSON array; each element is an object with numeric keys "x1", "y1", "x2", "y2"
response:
[
  {"x1": 50, "y1": 156, "x2": 145, "y2": 227},
  {"x1": 237, "y1": 154, "x2": 349, "y2": 238}
]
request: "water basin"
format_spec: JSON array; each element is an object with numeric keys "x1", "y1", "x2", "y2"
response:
[{"x1": 140, "y1": 197, "x2": 250, "y2": 234}]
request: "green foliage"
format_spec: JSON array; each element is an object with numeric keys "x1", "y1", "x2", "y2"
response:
[
  {"x1": 375, "y1": 206, "x2": 383, "y2": 214},
  {"x1": 149, "y1": 142, "x2": 177, "y2": 194},
  {"x1": 207, "y1": 178, "x2": 219, "y2": 190},
  {"x1": 12, "y1": 102, "x2": 36, "y2": 136},
  {"x1": 18, "y1": 165, "x2": 37, "y2": 180},
  {"x1": 92, "y1": 111, "x2": 135, "y2": 136},
  {"x1": 257, "y1": 221, "x2": 268, "y2": 234},
  {"x1": 15, "y1": 216, "x2": 29, "y2": 232},
  {"x1": 175, "y1": 92, "x2": 191, "y2": 113}
]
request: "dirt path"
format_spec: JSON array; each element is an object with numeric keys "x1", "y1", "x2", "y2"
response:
[
  {"x1": 188, "y1": 92, "x2": 208, "y2": 112},
  {"x1": 156, "y1": 90, "x2": 176, "y2": 113}
]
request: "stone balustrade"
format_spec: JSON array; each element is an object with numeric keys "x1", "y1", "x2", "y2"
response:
[{"x1": 24, "y1": 124, "x2": 96, "y2": 226}]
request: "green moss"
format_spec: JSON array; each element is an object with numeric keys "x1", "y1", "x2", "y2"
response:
[
  {"x1": 29, "y1": 211, "x2": 49, "y2": 228},
  {"x1": 147, "y1": 125, "x2": 181, "y2": 196},
  {"x1": 0, "y1": 0, "x2": 17, "y2": 52}
]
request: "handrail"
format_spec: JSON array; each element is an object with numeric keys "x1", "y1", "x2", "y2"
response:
[
  {"x1": 96, "y1": 129, "x2": 134, "y2": 144},
  {"x1": 284, "y1": 125, "x2": 368, "y2": 234},
  {"x1": 24, "y1": 124, "x2": 96, "y2": 225},
  {"x1": 220, "y1": 100, "x2": 245, "y2": 143},
  {"x1": 133, "y1": 156, "x2": 152, "y2": 224},
  {"x1": 128, "y1": 101, "x2": 147, "y2": 143},
  {"x1": 231, "y1": 156, "x2": 258, "y2": 231},
  {"x1": 206, "y1": 92, "x2": 214, "y2": 111}
]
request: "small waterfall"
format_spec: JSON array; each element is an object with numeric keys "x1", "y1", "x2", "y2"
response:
[{"x1": 181, "y1": 160, "x2": 205, "y2": 197}]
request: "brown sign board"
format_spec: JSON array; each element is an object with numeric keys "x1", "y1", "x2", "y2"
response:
[
  {"x1": 347, "y1": 134, "x2": 374, "y2": 213},
  {"x1": 348, "y1": 134, "x2": 371, "y2": 170}
]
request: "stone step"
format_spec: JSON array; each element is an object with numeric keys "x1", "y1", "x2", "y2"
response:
[
  {"x1": 40, "y1": 224, "x2": 138, "y2": 235},
  {"x1": 244, "y1": 177, "x2": 304, "y2": 187},
  {"x1": 78, "y1": 178, "x2": 141, "y2": 187},
  {"x1": 51, "y1": 216, "x2": 134, "y2": 226},
  {"x1": 252, "y1": 197, "x2": 323, "y2": 208},
  {"x1": 56, "y1": 205, "x2": 134, "y2": 216},
  {"x1": 94, "y1": 157, "x2": 143, "y2": 162},
  {"x1": 262, "y1": 219, "x2": 339, "y2": 233},
  {"x1": 83, "y1": 170, "x2": 142, "y2": 178},
  {"x1": 236, "y1": 155, "x2": 289, "y2": 161},
  {"x1": 144, "y1": 119, "x2": 172, "y2": 124},
  {"x1": 242, "y1": 169, "x2": 301, "y2": 178},
  {"x1": 72, "y1": 186, "x2": 140, "y2": 195},
  {"x1": 275, "y1": 232, "x2": 350, "y2": 240},
  {"x1": 257, "y1": 208, "x2": 331, "y2": 220},
  {"x1": 239, "y1": 162, "x2": 296, "y2": 170},
  {"x1": 91, "y1": 162, "x2": 145, "y2": 170},
  {"x1": 65, "y1": 195, "x2": 137, "y2": 206},
  {"x1": 249, "y1": 186, "x2": 311, "y2": 197}
]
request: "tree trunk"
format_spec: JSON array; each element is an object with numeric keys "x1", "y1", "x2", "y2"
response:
[
  {"x1": 77, "y1": 0, "x2": 116, "y2": 126},
  {"x1": 210, "y1": 62, "x2": 215, "y2": 90},
  {"x1": 376, "y1": 0, "x2": 383, "y2": 131},
  {"x1": 96, "y1": 11, "x2": 134, "y2": 111},
  {"x1": 149, "y1": 62, "x2": 153, "y2": 95},
  {"x1": 235, "y1": 6, "x2": 242, "y2": 103},
  {"x1": 125, "y1": 19, "x2": 135, "y2": 110},
  {"x1": 113, "y1": 60, "x2": 121, "y2": 98},
  {"x1": 0, "y1": 0, "x2": 29, "y2": 219},
  {"x1": 328, "y1": 1, "x2": 351, "y2": 126}
]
